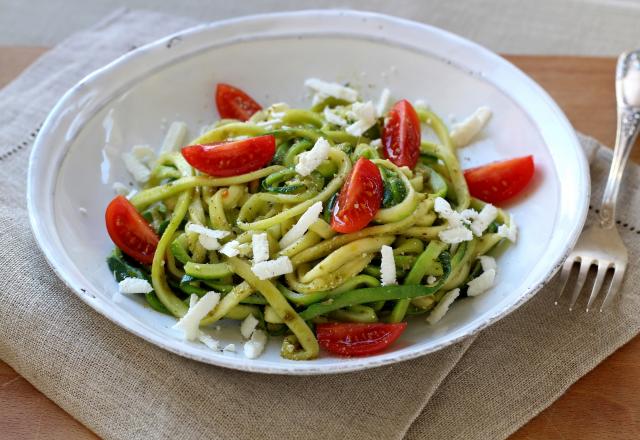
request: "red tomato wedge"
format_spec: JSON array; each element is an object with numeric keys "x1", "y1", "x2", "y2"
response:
[
  {"x1": 464, "y1": 155, "x2": 535, "y2": 205},
  {"x1": 215, "y1": 83, "x2": 262, "y2": 121},
  {"x1": 382, "y1": 99, "x2": 421, "y2": 169},
  {"x1": 182, "y1": 135, "x2": 276, "y2": 177},
  {"x1": 331, "y1": 157, "x2": 383, "y2": 233},
  {"x1": 105, "y1": 195, "x2": 159, "y2": 265},
  {"x1": 317, "y1": 322, "x2": 407, "y2": 357}
]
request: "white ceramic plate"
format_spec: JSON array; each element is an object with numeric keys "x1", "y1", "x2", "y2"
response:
[{"x1": 27, "y1": 10, "x2": 589, "y2": 374}]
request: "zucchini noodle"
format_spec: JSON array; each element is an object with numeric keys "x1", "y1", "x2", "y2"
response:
[{"x1": 107, "y1": 87, "x2": 516, "y2": 361}]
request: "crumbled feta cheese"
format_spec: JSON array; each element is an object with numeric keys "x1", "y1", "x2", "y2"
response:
[
  {"x1": 434, "y1": 197, "x2": 474, "y2": 243},
  {"x1": 304, "y1": 78, "x2": 358, "y2": 102},
  {"x1": 450, "y1": 107, "x2": 492, "y2": 147},
  {"x1": 251, "y1": 256, "x2": 294, "y2": 280},
  {"x1": 252, "y1": 232, "x2": 270, "y2": 264},
  {"x1": 118, "y1": 277, "x2": 153, "y2": 294},
  {"x1": 470, "y1": 204, "x2": 498, "y2": 236},
  {"x1": 186, "y1": 224, "x2": 230, "y2": 239},
  {"x1": 295, "y1": 137, "x2": 331, "y2": 177},
  {"x1": 132, "y1": 144, "x2": 155, "y2": 164},
  {"x1": 426, "y1": 275, "x2": 437, "y2": 284},
  {"x1": 78, "y1": 207, "x2": 88, "y2": 216},
  {"x1": 479, "y1": 255, "x2": 497, "y2": 272},
  {"x1": 268, "y1": 102, "x2": 289, "y2": 118},
  {"x1": 199, "y1": 234, "x2": 221, "y2": 251},
  {"x1": 160, "y1": 121, "x2": 188, "y2": 154},
  {"x1": 112, "y1": 181, "x2": 130, "y2": 196},
  {"x1": 122, "y1": 152, "x2": 151, "y2": 183},
  {"x1": 172, "y1": 291, "x2": 220, "y2": 341},
  {"x1": 198, "y1": 332, "x2": 220, "y2": 351},
  {"x1": 219, "y1": 240, "x2": 241, "y2": 257},
  {"x1": 460, "y1": 209, "x2": 479, "y2": 223},
  {"x1": 467, "y1": 269, "x2": 496, "y2": 297},
  {"x1": 376, "y1": 88, "x2": 391, "y2": 116},
  {"x1": 323, "y1": 106, "x2": 347, "y2": 126},
  {"x1": 439, "y1": 226, "x2": 473, "y2": 244},
  {"x1": 223, "y1": 343, "x2": 236, "y2": 353},
  {"x1": 346, "y1": 101, "x2": 377, "y2": 136},
  {"x1": 279, "y1": 201, "x2": 324, "y2": 248},
  {"x1": 427, "y1": 288, "x2": 460, "y2": 325},
  {"x1": 497, "y1": 216, "x2": 517, "y2": 242},
  {"x1": 244, "y1": 329, "x2": 267, "y2": 359},
  {"x1": 370, "y1": 139, "x2": 382, "y2": 148},
  {"x1": 240, "y1": 314, "x2": 259, "y2": 339},
  {"x1": 380, "y1": 245, "x2": 397, "y2": 286}
]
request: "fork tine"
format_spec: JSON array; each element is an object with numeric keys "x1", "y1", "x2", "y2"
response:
[
  {"x1": 555, "y1": 257, "x2": 576, "y2": 305},
  {"x1": 600, "y1": 266, "x2": 625, "y2": 311},
  {"x1": 586, "y1": 263, "x2": 608, "y2": 312},
  {"x1": 568, "y1": 259, "x2": 592, "y2": 311}
]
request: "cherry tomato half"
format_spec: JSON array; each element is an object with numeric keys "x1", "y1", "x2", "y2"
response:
[
  {"x1": 105, "y1": 195, "x2": 159, "y2": 265},
  {"x1": 464, "y1": 155, "x2": 535, "y2": 205},
  {"x1": 215, "y1": 83, "x2": 262, "y2": 121},
  {"x1": 317, "y1": 322, "x2": 407, "y2": 357},
  {"x1": 331, "y1": 157, "x2": 383, "y2": 233},
  {"x1": 382, "y1": 99, "x2": 421, "y2": 169},
  {"x1": 182, "y1": 135, "x2": 276, "y2": 177}
]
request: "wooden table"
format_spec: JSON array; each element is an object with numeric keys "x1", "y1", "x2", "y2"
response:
[{"x1": 1, "y1": 47, "x2": 638, "y2": 440}]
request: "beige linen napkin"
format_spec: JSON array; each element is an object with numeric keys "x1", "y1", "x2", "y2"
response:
[{"x1": 1, "y1": 9, "x2": 639, "y2": 440}]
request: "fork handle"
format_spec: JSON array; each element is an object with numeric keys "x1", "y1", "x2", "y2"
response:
[{"x1": 600, "y1": 53, "x2": 640, "y2": 229}]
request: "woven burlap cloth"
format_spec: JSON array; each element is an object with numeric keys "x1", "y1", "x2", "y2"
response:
[{"x1": 1, "y1": 9, "x2": 639, "y2": 440}]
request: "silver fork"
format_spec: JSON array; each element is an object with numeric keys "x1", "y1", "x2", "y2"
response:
[{"x1": 556, "y1": 50, "x2": 640, "y2": 311}]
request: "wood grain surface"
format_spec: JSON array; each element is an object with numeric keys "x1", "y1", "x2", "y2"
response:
[{"x1": 0, "y1": 47, "x2": 638, "y2": 440}]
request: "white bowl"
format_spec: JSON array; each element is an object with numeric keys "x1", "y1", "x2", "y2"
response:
[{"x1": 27, "y1": 10, "x2": 589, "y2": 374}]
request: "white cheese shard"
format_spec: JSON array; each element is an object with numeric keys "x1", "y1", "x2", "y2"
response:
[
  {"x1": 467, "y1": 269, "x2": 496, "y2": 297},
  {"x1": 434, "y1": 197, "x2": 474, "y2": 244},
  {"x1": 160, "y1": 121, "x2": 188, "y2": 154},
  {"x1": 186, "y1": 224, "x2": 230, "y2": 251},
  {"x1": 199, "y1": 235, "x2": 221, "y2": 251},
  {"x1": 346, "y1": 101, "x2": 378, "y2": 137},
  {"x1": 252, "y1": 232, "x2": 270, "y2": 264},
  {"x1": 122, "y1": 152, "x2": 151, "y2": 183},
  {"x1": 251, "y1": 256, "x2": 294, "y2": 280},
  {"x1": 376, "y1": 88, "x2": 391, "y2": 117},
  {"x1": 219, "y1": 240, "x2": 241, "y2": 257},
  {"x1": 450, "y1": 106, "x2": 492, "y2": 147},
  {"x1": 198, "y1": 332, "x2": 220, "y2": 351},
  {"x1": 439, "y1": 227, "x2": 473, "y2": 244},
  {"x1": 304, "y1": 78, "x2": 358, "y2": 102},
  {"x1": 470, "y1": 204, "x2": 498, "y2": 236},
  {"x1": 172, "y1": 291, "x2": 220, "y2": 341},
  {"x1": 112, "y1": 181, "x2": 130, "y2": 196},
  {"x1": 279, "y1": 201, "x2": 324, "y2": 249},
  {"x1": 240, "y1": 314, "x2": 259, "y2": 340},
  {"x1": 426, "y1": 275, "x2": 437, "y2": 285},
  {"x1": 497, "y1": 216, "x2": 517, "y2": 242},
  {"x1": 427, "y1": 288, "x2": 460, "y2": 325},
  {"x1": 185, "y1": 224, "x2": 230, "y2": 239},
  {"x1": 268, "y1": 102, "x2": 290, "y2": 118},
  {"x1": 118, "y1": 277, "x2": 153, "y2": 294},
  {"x1": 132, "y1": 144, "x2": 155, "y2": 164},
  {"x1": 244, "y1": 329, "x2": 268, "y2": 359},
  {"x1": 478, "y1": 255, "x2": 497, "y2": 272},
  {"x1": 295, "y1": 137, "x2": 331, "y2": 177},
  {"x1": 223, "y1": 343, "x2": 236, "y2": 353},
  {"x1": 380, "y1": 245, "x2": 397, "y2": 286},
  {"x1": 323, "y1": 106, "x2": 347, "y2": 126}
]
